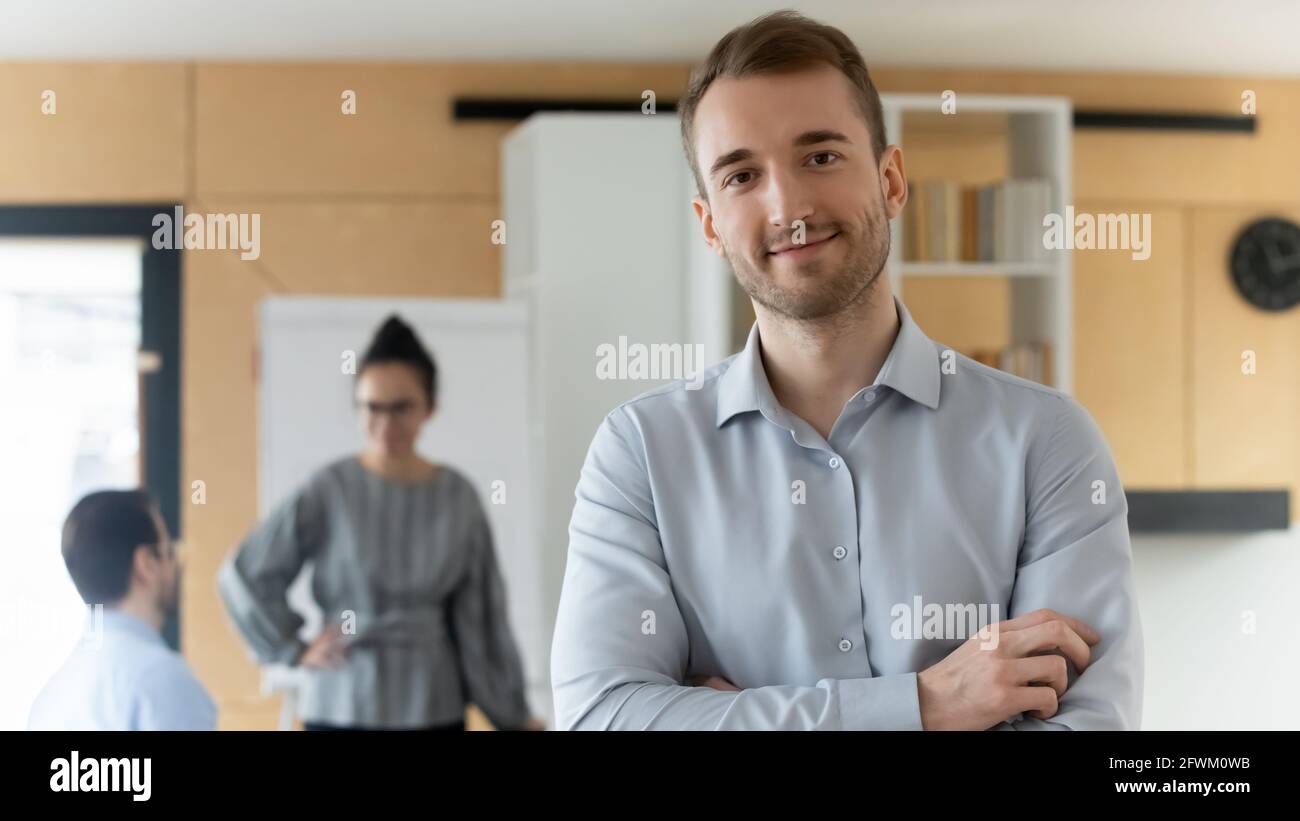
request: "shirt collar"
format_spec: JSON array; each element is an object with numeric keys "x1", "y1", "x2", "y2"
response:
[
  {"x1": 715, "y1": 295, "x2": 941, "y2": 428},
  {"x1": 100, "y1": 608, "x2": 165, "y2": 645}
]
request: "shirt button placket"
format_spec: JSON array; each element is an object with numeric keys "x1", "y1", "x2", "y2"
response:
[{"x1": 824, "y1": 452, "x2": 859, "y2": 661}]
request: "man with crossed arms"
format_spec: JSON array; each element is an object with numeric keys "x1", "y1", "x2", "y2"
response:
[{"x1": 551, "y1": 10, "x2": 1143, "y2": 731}]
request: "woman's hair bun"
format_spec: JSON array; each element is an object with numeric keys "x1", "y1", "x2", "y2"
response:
[{"x1": 359, "y1": 314, "x2": 438, "y2": 404}]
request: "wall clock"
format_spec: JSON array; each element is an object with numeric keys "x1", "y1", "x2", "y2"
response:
[{"x1": 1230, "y1": 217, "x2": 1300, "y2": 311}]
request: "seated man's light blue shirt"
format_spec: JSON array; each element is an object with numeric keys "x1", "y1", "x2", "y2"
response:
[
  {"x1": 551, "y1": 295, "x2": 1143, "y2": 730},
  {"x1": 28, "y1": 609, "x2": 217, "y2": 731}
]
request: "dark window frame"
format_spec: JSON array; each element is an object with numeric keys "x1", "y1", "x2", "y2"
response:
[{"x1": 0, "y1": 205, "x2": 183, "y2": 649}]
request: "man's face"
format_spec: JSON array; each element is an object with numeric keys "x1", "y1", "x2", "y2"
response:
[
  {"x1": 690, "y1": 64, "x2": 906, "y2": 321},
  {"x1": 142, "y1": 508, "x2": 180, "y2": 617}
]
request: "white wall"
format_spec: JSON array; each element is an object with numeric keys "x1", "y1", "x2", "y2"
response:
[{"x1": 1132, "y1": 527, "x2": 1300, "y2": 729}]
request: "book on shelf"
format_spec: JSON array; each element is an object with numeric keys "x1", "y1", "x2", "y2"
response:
[
  {"x1": 967, "y1": 341, "x2": 1053, "y2": 386},
  {"x1": 903, "y1": 177, "x2": 1054, "y2": 265}
]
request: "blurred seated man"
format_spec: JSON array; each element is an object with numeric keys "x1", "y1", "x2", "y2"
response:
[{"x1": 28, "y1": 490, "x2": 216, "y2": 730}]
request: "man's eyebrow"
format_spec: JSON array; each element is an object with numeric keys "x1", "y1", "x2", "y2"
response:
[
  {"x1": 794, "y1": 129, "x2": 852, "y2": 147},
  {"x1": 708, "y1": 131, "x2": 853, "y2": 180},
  {"x1": 708, "y1": 147, "x2": 753, "y2": 180}
]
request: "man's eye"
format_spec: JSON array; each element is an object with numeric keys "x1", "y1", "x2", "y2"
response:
[
  {"x1": 809, "y1": 152, "x2": 838, "y2": 166},
  {"x1": 724, "y1": 171, "x2": 752, "y2": 188}
]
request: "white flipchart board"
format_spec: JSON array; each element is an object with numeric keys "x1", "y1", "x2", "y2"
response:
[{"x1": 257, "y1": 296, "x2": 548, "y2": 725}]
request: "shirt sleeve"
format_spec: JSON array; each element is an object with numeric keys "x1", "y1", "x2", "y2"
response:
[
  {"x1": 444, "y1": 491, "x2": 533, "y2": 731},
  {"x1": 551, "y1": 406, "x2": 924, "y2": 731},
  {"x1": 216, "y1": 477, "x2": 326, "y2": 666},
  {"x1": 1001, "y1": 395, "x2": 1145, "y2": 730},
  {"x1": 133, "y1": 658, "x2": 218, "y2": 731}
]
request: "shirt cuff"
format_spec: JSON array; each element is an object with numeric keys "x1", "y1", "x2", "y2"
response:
[{"x1": 835, "y1": 672, "x2": 924, "y2": 730}]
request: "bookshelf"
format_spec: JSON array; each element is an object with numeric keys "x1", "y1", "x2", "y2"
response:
[{"x1": 882, "y1": 93, "x2": 1073, "y2": 394}]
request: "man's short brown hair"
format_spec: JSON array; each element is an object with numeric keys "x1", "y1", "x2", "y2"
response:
[
  {"x1": 678, "y1": 9, "x2": 887, "y2": 200},
  {"x1": 61, "y1": 489, "x2": 163, "y2": 605}
]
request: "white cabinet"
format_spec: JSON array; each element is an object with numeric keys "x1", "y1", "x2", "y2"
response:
[{"x1": 502, "y1": 114, "x2": 731, "y2": 705}]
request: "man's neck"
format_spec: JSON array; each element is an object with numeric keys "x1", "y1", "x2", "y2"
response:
[
  {"x1": 111, "y1": 596, "x2": 163, "y2": 633},
  {"x1": 755, "y1": 279, "x2": 900, "y2": 441}
]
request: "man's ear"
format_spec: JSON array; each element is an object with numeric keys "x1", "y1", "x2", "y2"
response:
[
  {"x1": 692, "y1": 196, "x2": 727, "y2": 259},
  {"x1": 131, "y1": 544, "x2": 158, "y2": 585},
  {"x1": 878, "y1": 144, "x2": 909, "y2": 220}
]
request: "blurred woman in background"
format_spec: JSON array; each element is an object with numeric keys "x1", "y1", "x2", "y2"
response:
[{"x1": 219, "y1": 314, "x2": 542, "y2": 731}]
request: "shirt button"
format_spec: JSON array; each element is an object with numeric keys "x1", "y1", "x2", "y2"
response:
[
  {"x1": 832, "y1": 545, "x2": 847, "y2": 560},
  {"x1": 864, "y1": 390, "x2": 876, "y2": 402},
  {"x1": 838, "y1": 638, "x2": 853, "y2": 653},
  {"x1": 828, "y1": 456, "x2": 840, "y2": 469}
]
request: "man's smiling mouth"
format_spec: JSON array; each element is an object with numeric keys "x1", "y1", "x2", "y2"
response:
[{"x1": 768, "y1": 231, "x2": 841, "y2": 257}]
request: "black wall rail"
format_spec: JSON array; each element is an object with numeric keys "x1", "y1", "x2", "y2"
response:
[
  {"x1": 454, "y1": 97, "x2": 1258, "y2": 135},
  {"x1": 1127, "y1": 490, "x2": 1289, "y2": 532},
  {"x1": 1073, "y1": 110, "x2": 1256, "y2": 133}
]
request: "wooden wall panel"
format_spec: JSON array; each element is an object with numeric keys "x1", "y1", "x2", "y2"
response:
[
  {"x1": 0, "y1": 63, "x2": 188, "y2": 201},
  {"x1": 1189, "y1": 207, "x2": 1300, "y2": 500},
  {"x1": 185, "y1": 198, "x2": 504, "y2": 296},
  {"x1": 1073, "y1": 204, "x2": 1188, "y2": 487},
  {"x1": 181, "y1": 243, "x2": 273, "y2": 704},
  {"x1": 194, "y1": 63, "x2": 691, "y2": 198}
]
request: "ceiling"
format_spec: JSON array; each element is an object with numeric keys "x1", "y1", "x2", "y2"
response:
[{"x1": 2, "y1": 0, "x2": 1298, "y2": 76}]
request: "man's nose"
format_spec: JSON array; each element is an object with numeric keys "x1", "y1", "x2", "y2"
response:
[{"x1": 764, "y1": 167, "x2": 814, "y2": 232}]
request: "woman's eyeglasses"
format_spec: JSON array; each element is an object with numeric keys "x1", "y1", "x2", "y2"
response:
[{"x1": 355, "y1": 399, "x2": 418, "y2": 418}]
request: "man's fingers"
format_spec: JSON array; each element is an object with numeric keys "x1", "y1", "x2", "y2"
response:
[
  {"x1": 996, "y1": 609, "x2": 1100, "y2": 645},
  {"x1": 1013, "y1": 655, "x2": 1068, "y2": 697},
  {"x1": 1012, "y1": 685, "x2": 1059, "y2": 722},
  {"x1": 686, "y1": 675, "x2": 739, "y2": 691},
  {"x1": 1005, "y1": 620, "x2": 1092, "y2": 673}
]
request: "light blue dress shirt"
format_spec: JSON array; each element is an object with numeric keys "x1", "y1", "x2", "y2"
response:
[
  {"x1": 28, "y1": 609, "x2": 217, "y2": 731},
  {"x1": 551, "y1": 295, "x2": 1143, "y2": 730}
]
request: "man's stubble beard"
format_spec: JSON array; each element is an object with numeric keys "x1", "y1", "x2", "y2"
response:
[
  {"x1": 722, "y1": 204, "x2": 891, "y2": 324},
  {"x1": 159, "y1": 569, "x2": 180, "y2": 623}
]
